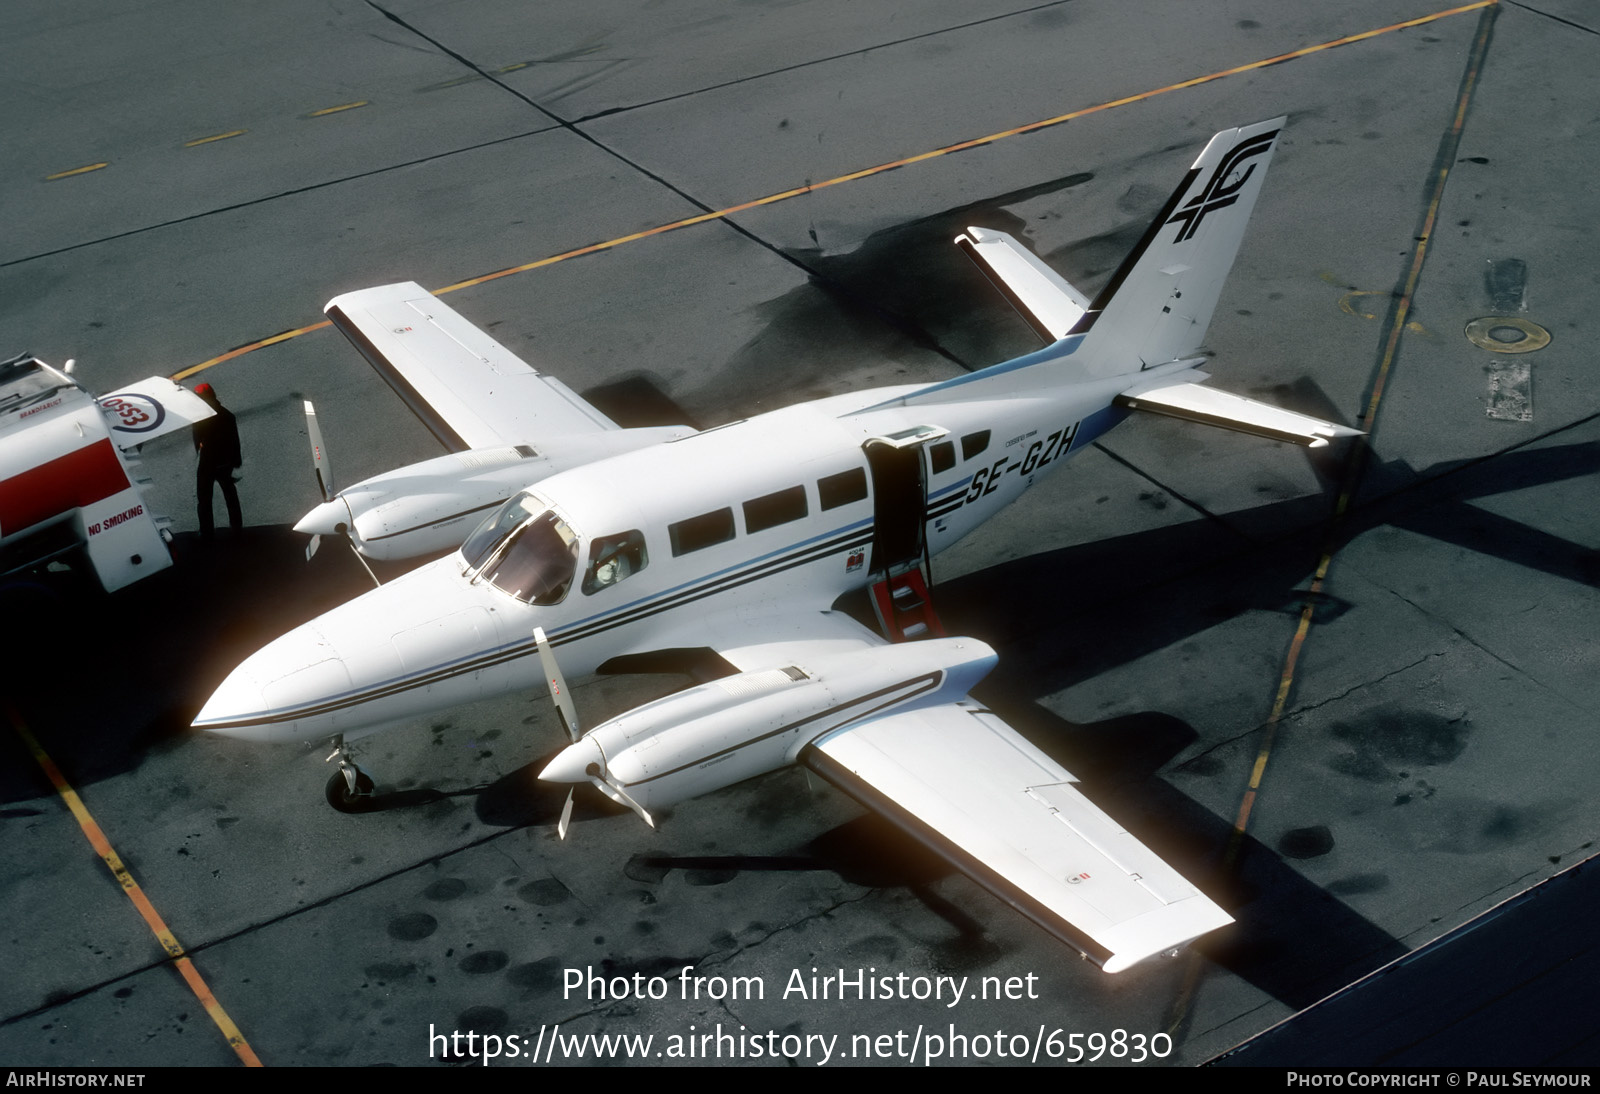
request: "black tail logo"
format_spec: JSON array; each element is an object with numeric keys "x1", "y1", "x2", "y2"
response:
[{"x1": 1163, "y1": 129, "x2": 1279, "y2": 244}]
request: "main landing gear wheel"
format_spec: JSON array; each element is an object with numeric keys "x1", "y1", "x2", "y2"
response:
[{"x1": 325, "y1": 766, "x2": 376, "y2": 813}]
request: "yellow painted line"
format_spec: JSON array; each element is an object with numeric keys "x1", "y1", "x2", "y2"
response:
[
  {"x1": 8, "y1": 704, "x2": 262, "y2": 1066},
  {"x1": 1166, "y1": 3, "x2": 1498, "y2": 1037},
  {"x1": 307, "y1": 101, "x2": 369, "y2": 117},
  {"x1": 172, "y1": 0, "x2": 1493, "y2": 381},
  {"x1": 174, "y1": 319, "x2": 333, "y2": 381},
  {"x1": 45, "y1": 163, "x2": 108, "y2": 181},
  {"x1": 1227, "y1": 0, "x2": 1498, "y2": 849},
  {"x1": 1339, "y1": 288, "x2": 1387, "y2": 319},
  {"x1": 186, "y1": 130, "x2": 248, "y2": 147}
]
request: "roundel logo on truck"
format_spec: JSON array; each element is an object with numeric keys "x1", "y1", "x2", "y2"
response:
[{"x1": 99, "y1": 393, "x2": 167, "y2": 433}]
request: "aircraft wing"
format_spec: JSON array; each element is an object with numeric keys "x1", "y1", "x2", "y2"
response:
[
  {"x1": 324, "y1": 282, "x2": 620, "y2": 452},
  {"x1": 805, "y1": 700, "x2": 1230, "y2": 972},
  {"x1": 689, "y1": 610, "x2": 1232, "y2": 972}
]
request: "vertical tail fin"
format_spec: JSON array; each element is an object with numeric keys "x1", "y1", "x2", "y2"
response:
[
  {"x1": 867, "y1": 119, "x2": 1288, "y2": 413},
  {"x1": 1074, "y1": 117, "x2": 1286, "y2": 372}
]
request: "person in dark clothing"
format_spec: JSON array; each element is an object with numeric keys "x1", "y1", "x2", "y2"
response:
[{"x1": 192, "y1": 382, "x2": 243, "y2": 540}]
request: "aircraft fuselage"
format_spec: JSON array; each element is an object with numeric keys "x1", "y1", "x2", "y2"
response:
[{"x1": 192, "y1": 362, "x2": 1162, "y2": 747}]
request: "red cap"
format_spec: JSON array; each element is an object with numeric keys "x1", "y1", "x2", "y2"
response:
[{"x1": 195, "y1": 383, "x2": 214, "y2": 397}]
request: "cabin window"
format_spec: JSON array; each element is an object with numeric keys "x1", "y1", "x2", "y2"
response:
[
  {"x1": 961, "y1": 430, "x2": 991, "y2": 460},
  {"x1": 583, "y1": 530, "x2": 648, "y2": 595},
  {"x1": 743, "y1": 486, "x2": 807, "y2": 534},
  {"x1": 482, "y1": 510, "x2": 578, "y2": 604},
  {"x1": 669, "y1": 508, "x2": 735, "y2": 556},
  {"x1": 929, "y1": 441, "x2": 955, "y2": 474},
  {"x1": 817, "y1": 467, "x2": 868, "y2": 511}
]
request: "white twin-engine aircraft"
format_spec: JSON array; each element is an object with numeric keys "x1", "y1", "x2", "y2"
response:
[{"x1": 196, "y1": 119, "x2": 1356, "y2": 973}]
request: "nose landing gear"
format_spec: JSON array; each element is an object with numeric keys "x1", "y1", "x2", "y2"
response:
[{"x1": 324, "y1": 736, "x2": 376, "y2": 812}]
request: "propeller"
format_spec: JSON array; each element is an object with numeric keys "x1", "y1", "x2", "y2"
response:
[
  {"x1": 298, "y1": 400, "x2": 379, "y2": 587},
  {"x1": 533, "y1": 627, "x2": 655, "y2": 839},
  {"x1": 534, "y1": 626, "x2": 581, "y2": 745},
  {"x1": 306, "y1": 399, "x2": 334, "y2": 505}
]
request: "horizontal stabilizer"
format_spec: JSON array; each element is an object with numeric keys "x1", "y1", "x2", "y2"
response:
[
  {"x1": 956, "y1": 226, "x2": 1088, "y2": 343},
  {"x1": 1117, "y1": 371, "x2": 1361, "y2": 448},
  {"x1": 325, "y1": 282, "x2": 620, "y2": 452}
]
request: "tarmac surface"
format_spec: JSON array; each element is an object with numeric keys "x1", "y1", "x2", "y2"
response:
[
  {"x1": 1212, "y1": 854, "x2": 1600, "y2": 1066},
  {"x1": 2, "y1": 0, "x2": 1596, "y2": 1069}
]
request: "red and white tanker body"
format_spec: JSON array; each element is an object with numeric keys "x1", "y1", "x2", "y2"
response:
[{"x1": 0, "y1": 352, "x2": 214, "y2": 593}]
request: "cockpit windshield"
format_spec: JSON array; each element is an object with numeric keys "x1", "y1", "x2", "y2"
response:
[
  {"x1": 461, "y1": 493, "x2": 540, "y2": 571},
  {"x1": 468, "y1": 499, "x2": 579, "y2": 605}
]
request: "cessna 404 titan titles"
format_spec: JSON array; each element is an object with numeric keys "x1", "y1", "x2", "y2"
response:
[{"x1": 196, "y1": 119, "x2": 1357, "y2": 972}]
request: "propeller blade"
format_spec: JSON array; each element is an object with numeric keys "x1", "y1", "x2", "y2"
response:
[
  {"x1": 306, "y1": 533, "x2": 321, "y2": 561},
  {"x1": 589, "y1": 775, "x2": 656, "y2": 830},
  {"x1": 557, "y1": 788, "x2": 574, "y2": 841},
  {"x1": 304, "y1": 400, "x2": 333, "y2": 503},
  {"x1": 533, "y1": 627, "x2": 581, "y2": 743}
]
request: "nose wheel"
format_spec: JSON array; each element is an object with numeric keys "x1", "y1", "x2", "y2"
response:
[{"x1": 324, "y1": 736, "x2": 376, "y2": 812}]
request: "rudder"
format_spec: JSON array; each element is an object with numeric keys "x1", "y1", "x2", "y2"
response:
[{"x1": 1073, "y1": 117, "x2": 1287, "y2": 373}]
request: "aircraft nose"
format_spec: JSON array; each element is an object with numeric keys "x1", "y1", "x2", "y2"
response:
[
  {"x1": 539, "y1": 737, "x2": 604, "y2": 785},
  {"x1": 192, "y1": 626, "x2": 358, "y2": 743},
  {"x1": 293, "y1": 496, "x2": 353, "y2": 537},
  {"x1": 195, "y1": 555, "x2": 495, "y2": 747},
  {"x1": 193, "y1": 662, "x2": 274, "y2": 741}
]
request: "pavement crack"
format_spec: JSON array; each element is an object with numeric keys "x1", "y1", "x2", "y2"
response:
[
  {"x1": 366, "y1": 1, "x2": 974, "y2": 375},
  {"x1": 1503, "y1": 1, "x2": 1600, "y2": 36},
  {"x1": 1286, "y1": 652, "x2": 1438, "y2": 719},
  {"x1": 561, "y1": 2, "x2": 1079, "y2": 126},
  {"x1": 1174, "y1": 653, "x2": 1438, "y2": 771},
  {"x1": 1379, "y1": 587, "x2": 1590, "y2": 713},
  {"x1": 1, "y1": 129, "x2": 555, "y2": 269}
]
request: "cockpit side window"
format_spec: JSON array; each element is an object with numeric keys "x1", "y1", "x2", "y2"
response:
[
  {"x1": 583, "y1": 530, "x2": 648, "y2": 595},
  {"x1": 482, "y1": 510, "x2": 578, "y2": 604}
]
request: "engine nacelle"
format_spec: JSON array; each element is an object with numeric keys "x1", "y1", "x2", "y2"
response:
[
  {"x1": 294, "y1": 427, "x2": 691, "y2": 560},
  {"x1": 541, "y1": 637, "x2": 997, "y2": 813}
]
